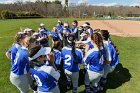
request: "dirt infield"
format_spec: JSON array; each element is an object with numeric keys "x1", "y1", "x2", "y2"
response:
[{"x1": 78, "y1": 20, "x2": 140, "y2": 37}]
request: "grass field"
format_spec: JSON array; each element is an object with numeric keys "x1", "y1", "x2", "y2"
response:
[{"x1": 0, "y1": 18, "x2": 140, "y2": 93}]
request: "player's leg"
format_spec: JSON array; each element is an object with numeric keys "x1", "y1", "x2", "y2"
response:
[
  {"x1": 84, "y1": 71, "x2": 91, "y2": 93},
  {"x1": 71, "y1": 72, "x2": 79, "y2": 93},
  {"x1": 65, "y1": 69, "x2": 72, "y2": 89},
  {"x1": 10, "y1": 72, "x2": 29, "y2": 93},
  {"x1": 100, "y1": 65, "x2": 114, "y2": 90},
  {"x1": 88, "y1": 70, "x2": 104, "y2": 93},
  {"x1": 49, "y1": 85, "x2": 60, "y2": 93}
]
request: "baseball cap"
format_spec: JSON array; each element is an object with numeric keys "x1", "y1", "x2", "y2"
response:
[
  {"x1": 58, "y1": 20, "x2": 61, "y2": 23},
  {"x1": 32, "y1": 32, "x2": 39, "y2": 36},
  {"x1": 83, "y1": 23, "x2": 89, "y2": 27},
  {"x1": 80, "y1": 33, "x2": 87, "y2": 37},
  {"x1": 23, "y1": 28, "x2": 33, "y2": 33},
  {"x1": 40, "y1": 23, "x2": 45, "y2": 26},
  {"x1": 64, "y1": 23, "x2": 68, "y2": 27},
  {"x1": 29, "y1": 47, "x2": 51, "y2": 61}
]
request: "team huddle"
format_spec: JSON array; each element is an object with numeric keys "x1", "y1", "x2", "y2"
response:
[{"x1": 6, "y1": 20, "x2": 119, "y2": 93}]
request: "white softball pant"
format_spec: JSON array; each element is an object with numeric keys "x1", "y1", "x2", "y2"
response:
[
  {"x1": 85, "y1": 70, "x2": 104, "y2": 87},
  {"x1": 10, "y1": 72, "x2": 30, "y2": 93},
  {"x1": 65, "y1": 69, "x2": 79, "y2": 88},
  {"x1": 102, "y1": 65, "x2": 115, "y2": 78}
]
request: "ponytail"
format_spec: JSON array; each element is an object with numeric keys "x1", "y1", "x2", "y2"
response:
[
  {"x1": 72, "y1": 41, "x2": 77, "y2": 64},
  {"x1": 91, "y1": 32, "x2": 104, "y2": 57}
]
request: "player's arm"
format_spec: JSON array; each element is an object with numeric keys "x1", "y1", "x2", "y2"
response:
[{"x1": 5, "y1": 51, "x2": 11, "y2": 60}]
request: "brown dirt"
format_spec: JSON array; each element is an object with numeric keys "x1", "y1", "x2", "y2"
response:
[{"x1": 78, "y1": 20, "x2": 140, "y2": 37}]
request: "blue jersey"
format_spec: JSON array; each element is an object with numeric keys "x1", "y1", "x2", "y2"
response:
[
  {"x1": 104, "y1": 41, "x2": 119, "y2": 67},
  {"x1": 71, "y1": 27, "x2": 78, "y2": 39},
  {"x1": 53, "y1": 49, "x2": 61, "y2": 70},
  {"x1": 63, "y1": 28, "x2": 72, "y2": 39},
  {"x1": 39, "y1": 32, "x2": 48, "y2": 38},
  {"x1": 56, "y1": 25, "x2": 64, "y2": 33},
  {"x1": 61, "y1": 46, "x2": 83, "y2": 72},
  {"x1": 30, "y1": 65, "x2": 60, "y2": 92},
  {"x1": 11, "y1": 46, "x2": 30, "y2": 75},
  {"x1": 11, "y1": 43, "x2": 21, "y2": 64},
  {"x1": 51, "y1": 32, "x2": 60, "y2": 41},
  {"x1": 87, "y1": 41, "x2": 94, "y2": 49},
  {"x1": 84, "y1": 48, "x2": 104, "y2": 72},
  {"x1": 87, "y1": 28, "x2": 94, "y2": 35}
]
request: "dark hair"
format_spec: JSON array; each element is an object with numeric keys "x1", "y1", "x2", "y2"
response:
[
  {"x1": 73, "y1": 20, "x2": 78, "y2": 26},
  {"x1": 67, "y1": 34, "x2": 77, "y2": 64},
  {"x1": 100, "y1": 30, "x2": 110, "y2": 41},
  {"x1": 53, "y1": 41, "x2": 61, "y2": 50},
  {"x1": 39, "y1": 38, "x2": 49, "y2": 47},
  {"x1": 28, "y1": 45, "x2": 41, "y2": 58},
  {"x1": 85, "y1": 22, "x2": 90, "y2": 26}
]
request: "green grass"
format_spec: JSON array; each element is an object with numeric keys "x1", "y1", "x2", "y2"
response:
[{"x1": 0, "y1": 18, "x2": 140, "y2": 93}]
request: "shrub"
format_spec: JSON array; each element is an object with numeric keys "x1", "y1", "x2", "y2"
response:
[{"x1": 1, "y1": 10, "x2": 17, "y2": 19}]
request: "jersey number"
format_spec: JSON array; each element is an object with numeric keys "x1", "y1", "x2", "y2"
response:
[
  {"x1": 99, "y1": 55, "x2": 104, "y2": 65},
  {"x1": 64, "y1": 55, "x2": 71, "y2": 66},
  {"x1": 34, "y1": 74, "x2": 42, "y2": 86}
]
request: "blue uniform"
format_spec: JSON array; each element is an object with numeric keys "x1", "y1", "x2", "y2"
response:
[
  {"x1": 11, "y1": 43, "x2": 21, "y2": 64},
  {"x1": 84, "y1": 48, "x2": 104, "y2": 72},
  {"x1": 84, "y1": 48, "x2": 104, "y2": 93},
  {"x1": 63, "y1": 28, "x2": 71, "y2": 38},
  {"x1": 61, "y1": 46, "x2": 83, "y2": 72},
  {"x1": 56, "y1": 25, "x2": 64, "y2": 33},
  {"x1": 87, "y1": 41, "x2": 94, "y2": 49},
  {"x1": 30, "y1": 65, "x2": 60, "y2": 92},
  {"x1": 51, "y1": 32, "x2": 61, "y2": 41},
  {"x1": 53, "y1": 49, "x2": 61, "y2": 70},
  {"x1": 104, "y1": 41, "x2": 119, "y2": 67},
  {"x1": 100, "y1": 41, "x2": 119, "y2": 89},
  {"x1": 87, "y1": 28, "x2": 94, "y2": 35},
  {"x1": 11, "y1": 46, "x2": 30, "y2": 75},
  {"x1": 71, "y1": 27, "x2": 78, "y2": 39}
]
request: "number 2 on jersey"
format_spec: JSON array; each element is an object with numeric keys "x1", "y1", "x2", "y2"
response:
[{"x1": 65, "y1": 55, "x2": 71, "y2": 66}]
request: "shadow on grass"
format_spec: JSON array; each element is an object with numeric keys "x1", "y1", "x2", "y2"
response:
[
  {"x1": 79, "y1": 63, "x2": 132, "y2": 93},
  {"x1": 99, "y1": 63, "x2": 132, "y2": 93}
]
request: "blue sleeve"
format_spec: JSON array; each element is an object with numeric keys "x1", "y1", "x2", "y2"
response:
[
  {"x1": 30, "y1": 68, "x2": 36, "y2": 80},
  {"x1": 84, "y1": 53, "x2": 94, "y2": 64},
  {"x1": 55, "y1": 52, "x2": 61, "y2": 65},
  {"x1": 21, "y1": 55, "x2": 30, "y2": 71}
]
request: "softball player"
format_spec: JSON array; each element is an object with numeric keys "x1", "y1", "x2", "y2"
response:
[
  {"x1": 63, "y1": 22, "x2": 72, "y2": 46},
  {"x1": 99, "y1": 30, "x2": 119, "y2": 90},
  {"x1": 6, "y1": 32, "x2": 25, "y2": 60},
  {"x1": 61, "y1": 34, "x2": 83, "y2": 93},
  {"x1": 84, "y1": 22, "x2": 94, "y2": 35},
  {"x1": 28, "y1": 45, "x2": 60, "y2": 93},
  {"x1": 84, "y1": 32, "x2": 104, "y2": 93},
  {"x1": 76, "y1": 32, "x2": 94, "y2": 50},
  {"x1": 10, "y1": 36, "x2": 33, "y2": 93},
  {"x1": 50, "y1": 27, "x2": 62, "y2": 42},
  {"x1": 38, "y1": 23, "x2": 48, "y2": 33},
  {"x1": 71, "y1": 20, "x2": 78, "y2": 40},
  {"x1": 56, "y1": 20, "x2": 64, "y2": 34},
  {"x1": 52, "y1": 41, "x2": 62, "y2": 70}
]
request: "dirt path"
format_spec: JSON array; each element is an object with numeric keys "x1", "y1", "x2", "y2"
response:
[{"x1": 78, "y1": 20, "x2": 140, "y2": 37}]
